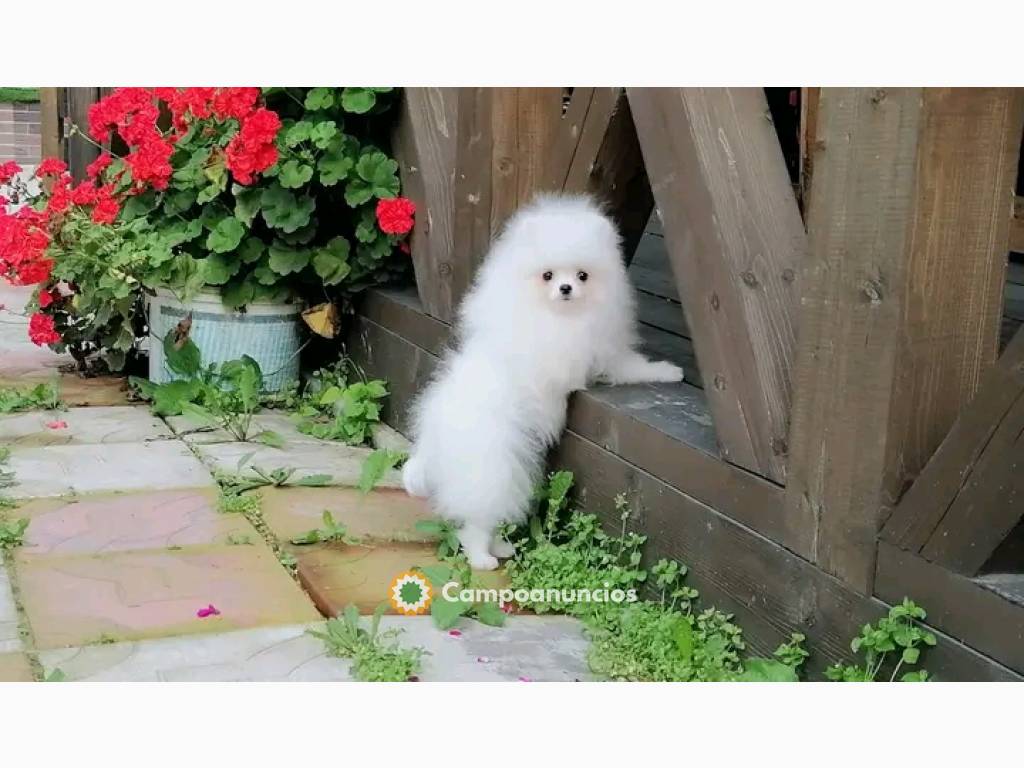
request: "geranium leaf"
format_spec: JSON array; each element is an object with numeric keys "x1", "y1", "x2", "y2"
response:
[
  {"x1": 304, "y1": 88, "x2": 335, "y2": 111},
  {"x1": 233, "y1": 184, "x2": 262, "y2": 227},
  {"x1": 278, "y1": 159, "x2": 314, "y2": 189},
  {"x1": 341, "y1": 88, "x2": 376, "y2": 114},
  {"x1": 312, "y1": 236, "x2": 351, "y2": 286},
  {"x1": 203, "y1": 252, "x2": 241, "y2": 286},
  {"x1": 267, "y1": 243, "x2": 311, "y2": 275},
  {"x1": 206, "y1": 217, "x2": 245, "y2": 253}
]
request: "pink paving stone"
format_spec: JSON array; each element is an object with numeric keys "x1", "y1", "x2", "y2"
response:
[
  {"x1": 294, "y1": 541, "x2": 511, "y2": 617},
  {"x1": 0, "y1": 652, "x2": 34, "y2": 682},
  {"x1": 17, "y1": 489, "x2": 259, "y2": 555},
  {"x1": 16, "y1": 545, "x2": 321, "y2": 649},
  {"x1": 260, "y1": 486, "x2": 435, "y2": 544}
]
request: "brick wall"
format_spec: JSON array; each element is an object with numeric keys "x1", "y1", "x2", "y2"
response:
[{"x1": 0, "y1": 101, "x2": 42, "y2": 165}]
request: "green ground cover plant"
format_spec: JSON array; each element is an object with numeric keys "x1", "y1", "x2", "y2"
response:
[
  {"x1": 0, "y1": 87, "x2": 39, "y2": 103},
  {"x1": 310, "y1": 603, "x2": 425, "y2": 682},
  {"x1": 0, "y1": 382, "x2": 62, "y2": 414}
]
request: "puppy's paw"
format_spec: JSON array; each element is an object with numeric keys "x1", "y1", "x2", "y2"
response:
[
  {"x1": 467, "y1": 552, "x2": 500, "y2": 571},
  {"x1": 645, "y1": 360, "x2": 685, "y2": 383},
  {"x1": 490, "y1": 537, "x2": 516, "y2": 559}
]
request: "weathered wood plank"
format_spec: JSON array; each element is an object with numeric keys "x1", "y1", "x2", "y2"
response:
[
  {"x1": 785, "y1": 88, "x2": 1024, "y2": 594},
  {"x1": 883, "y1": 328, "x2": 1024, "y2": 552},
  {"x1": 628, "y1": 87, "x2": 805, "y2": 484},
  {"x1": 883, "y1": 328, "x2": 1024, "y2": 558},
  {"x1": 392, "y1": 88, "x2": 461, "y2": 322},
  {"x1": 798, "y1": 86, "x2": 820, "y2": 212},
  {"x1": 398, "y1": 88, "x2": 647, "y2": 322},
  {"x1": 64, "y1": 88, "x2": 101, "y2": 180},
  {"x1": 875, "y1": 542, "x2": 1024, "y2": 674},
  {"x1": 1011, "y1": 196, "x2": 1024, "y2": 253},
  {"x1": 555, "y1": 430, "x2": 1019, "y2": 681},
  {"x1": 38, "y1": 87, "x2": 61, "y2": 162}
]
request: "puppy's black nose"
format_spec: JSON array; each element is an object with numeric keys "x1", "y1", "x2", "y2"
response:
[{"x1": 559, "y1": 283, "x2": 572, "y2": 296}]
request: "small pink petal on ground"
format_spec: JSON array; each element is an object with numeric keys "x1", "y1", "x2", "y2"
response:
[
  {"x1": 196, "y1": 604, "x2": 221, "y2": 618},
  {"x1": 46, "y1": 420, "x2": 68, "y2": 429},
  {"x1": 518, "y1": 676, "x2": 532, "y2": 682},
  {"x1": 448, "y1": 629, "x2": 462, "y2": 637}
]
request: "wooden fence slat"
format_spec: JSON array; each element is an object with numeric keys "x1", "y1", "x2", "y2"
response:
[
  {"x1": 1012, "y1": 196, "x2": 1024, "y2": 253},
  {"x1": 397, "y1": 88, "x2": 650, "y2": 322},
  {"x1": 65, "y1": 87, "x2": 101, "y2": 180},
  {"x1": 627, "y1": 87, "x2": 805, "y2": 485},
  {"x1": 38, "y1": 87, "x2": 62, "y2": 162},
  {"x1": 785, "y1": 88, "x2": 1024, "y2": 594}
]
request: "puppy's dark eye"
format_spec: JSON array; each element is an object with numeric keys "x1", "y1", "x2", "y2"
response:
[
  {"x1": 542, "y1": 271, "x2": 553, "y2": 282},
  {"x1": 577, "y1": 271, "x2": 588, "y2": 282}
]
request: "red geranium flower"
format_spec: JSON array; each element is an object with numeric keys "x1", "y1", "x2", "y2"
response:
[
  {"x1": 376, "y1": 197, "x2": 416, "y2": 235},
  {"x1": 0, "y1": 161, "x2": 21, "y2": 185},
  {"x1": 38, "y1": 289, "x2": 56, "y2": 308},
  {"x1": 212, "y1": 87, "x2": 260, "y2": 122},
  {"x1": 28, "y1": 312, "x2": 61, "y2": 346},
  {"x1": 86, "y1": 154, "x2": 113, "y2": 179},
  {"x1": 35, "y1": 157, "x2": 68, "y2": 177}
]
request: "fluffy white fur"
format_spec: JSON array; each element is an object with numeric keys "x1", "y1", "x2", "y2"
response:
[{"x1": 402, "y1": 195, "x2": 683, "y2": 570}]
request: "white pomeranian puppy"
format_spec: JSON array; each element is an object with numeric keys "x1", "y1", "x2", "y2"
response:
[{"x1": 402, "y1": 194, "x2": 684, "y2": 570}]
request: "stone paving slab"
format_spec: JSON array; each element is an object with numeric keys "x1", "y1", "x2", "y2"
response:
[
  {"x1": 16, "y1": 545, "x2": 320, "y2": 649},
  {"x1": 35, "y1": 616, "x2": 592, "y2": 681},
  {"x1": 293, "y1": 541, "x2": 511, "y2": 617},
  {"x1": 164, "y1": 411, "x2": 322, "y2": 446},
  {"x1": 378, "y1": 615, "x2": 592, "y2": 682},
  {"x1": 1, "y1": 556, "x2": 21, "y2": 653},
  {"x1": 0, "y1": 652, "x2": 34, "y2": 681},
  {"x1": 16, "y1": 489, "x2": 258, "y2": 555},
  {"x1": 37, "y1": 622, "x2": 353, "y2": 682},
  {"x1": 4, "y1": 440, "x2": 214, "y2": 498},
  {"x1": 260, "y1": 486, "x2": 434, "y2": 544},
  {"x1": 371, "y1": 423, "x2": 410, "y2": 453},
  {"x1": 0, "y1": 406, "x2": 172, "y2": 447},
  {"x1": 193, "y1": 440, "x2": 402, "y2": 489}
]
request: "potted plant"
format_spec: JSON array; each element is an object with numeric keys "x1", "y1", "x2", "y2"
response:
[{"x1": 0, "y1": 87, "x2": 416, "y2": 390}]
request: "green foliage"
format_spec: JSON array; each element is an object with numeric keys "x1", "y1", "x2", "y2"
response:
[
  {"x1": 310, "y1": 603, "x2": 425, "y2": 682},
  {"x1": 291, "y1": 361, "x2": 388, "y2": 445},
  {"x1": 217, "y1": 489, "x2": 262, "y2": 516},
  {"x1": 415, "y1": 519, "x2": 462, "y2": 561},
  {"x1": 134, "y1": 333, "x2": 282, "y2": 446},
  {"x1": 825, "y1": 599, "x2": 935, "y2": 682},
  {"x1": 0, "y1": 446, "x2": 16, "y2": 510},
  {"x1": 214, "y1": 450, "x2": 332, "y2": 498},
  {"x1": 413, "y1": 562, "x2": 507, "y2": 631},
  {"x1": 290, "y1": 510, "x2": 360, "y2": 545},
  {"x1": 0, "y1": 87, "x2": 40, "y2": 103},
  {"x1": 0, "y1": 382, "x2": 62, "y2": 413},
  {"x1": 0, "y1": 515, "x2": 29, "y2": 549},
  {"x1": 358, "y1": 449, "x2": 406, "y2": 494}
]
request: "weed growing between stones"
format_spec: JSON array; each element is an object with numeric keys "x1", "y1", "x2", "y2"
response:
[
  {"x1": 0, "y1": 446, "x2": 27, "y2": 544},
  {"x1": 0, "y1": 381, "x2": 63, "y2": 414},
  {"x1": 310, "y1": 603, "x2": 424, "y2": 682}
]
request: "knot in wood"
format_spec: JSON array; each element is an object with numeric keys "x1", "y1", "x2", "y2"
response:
[
  {"x1": 770, "y1": 436, "x2": 788, "y2": 456},
  {"x1": 713, "y1": 374, "x2": 727, "y2": 391},
  {"x1": 860, "y1": 278, "x2": 884, "y2": 304},
  {"x1": 741, "y1": 271, "x2": 759, "y2": 288},
  {"x1": 870, "y1": 89, "x2": 887, "y2": 105},
  {"x1": 438, "y1": 262, "x2": 453, "y2": 277},
  {"x1": 781, "y1": 268, "x2": 795, "y2": 283},
  {"x1": 710, "y1": 292, "x2": 720, "y2": 311}
]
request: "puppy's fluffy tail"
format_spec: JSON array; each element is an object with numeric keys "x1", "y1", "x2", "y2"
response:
[{"x1": 402, "y1": 453, "x2": 429, "y2": 498}]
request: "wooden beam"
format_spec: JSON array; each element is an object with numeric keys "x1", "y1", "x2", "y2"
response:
[
  {"x1": 64, "y1": 88, "x2": 101, "y2": 180},
  {"x1": 785, "y1": 88, "x2": 1024, "y2": 594},
  {"x1": 627, "y1": 87, "x2": 805, "y2": 484},
  {"x1": 882, "y1": 328, "x2": 1024, "y2": 560},
  {"x1": 38, "y1": 88, "x2": 62, "y2": 161},
  {"x1": 798, "y1": 87, "x2": 820, "y2": 214},
  {"x1": 1011, "y1": 196, "x2": 1024, "y2": 253},
  {"x1": 875, "y1": 541, "x2": 1024, "y2": 675},
  {"x1": 395, "y1": 88, "x2": 652, "y2": 323}
]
